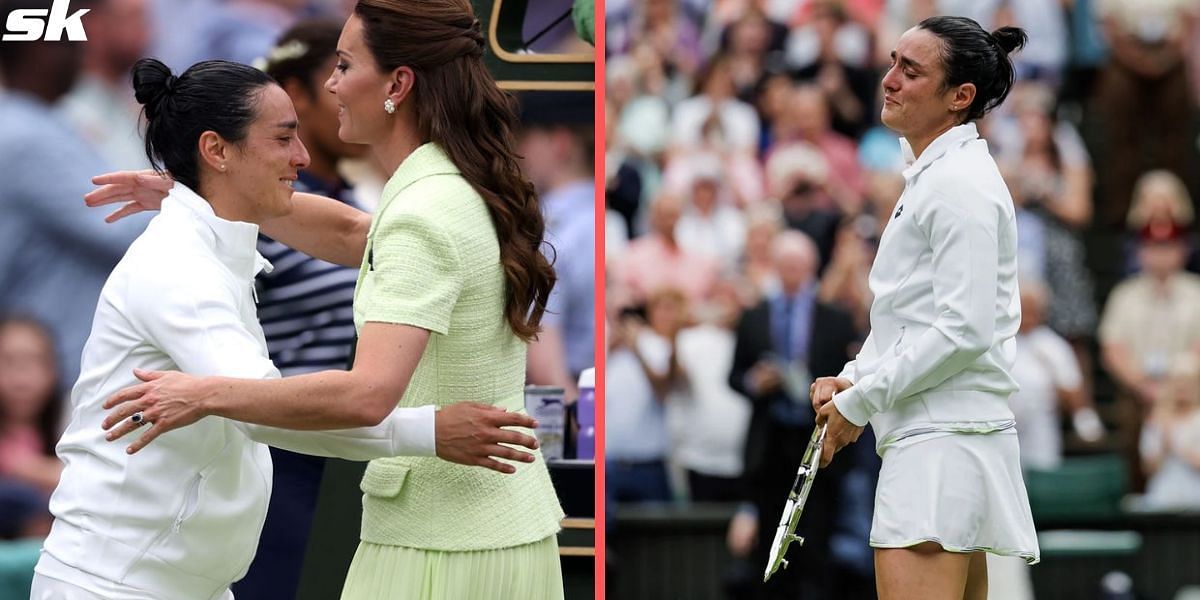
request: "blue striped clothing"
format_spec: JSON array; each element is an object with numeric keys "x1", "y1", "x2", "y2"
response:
[{"x1": 254, "y1": 171, "x2": 360, "y2": 375}]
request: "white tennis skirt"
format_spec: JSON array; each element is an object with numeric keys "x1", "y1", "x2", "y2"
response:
[{"x1": 869, "y1": 430, "x2": 1041, "y2": 564}]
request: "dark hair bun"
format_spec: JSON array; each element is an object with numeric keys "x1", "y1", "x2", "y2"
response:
[
  {"x1": 991, "y1": 27, "x2": 1028, "y2": 55},
  {"x1": 132, "y1": 58, "x2": 176, "y2": 120}
]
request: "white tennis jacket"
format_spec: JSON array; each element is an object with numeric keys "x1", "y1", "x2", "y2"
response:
[
  {"x1": 36, "y1": 184, "x2": 435, "y2": 600},
  {"x1": 832, "y1": 123, "x2": 1021, "y2": 449}
]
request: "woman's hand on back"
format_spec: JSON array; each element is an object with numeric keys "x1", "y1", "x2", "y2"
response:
[{"x1": 85, "y1": 170, "x2": 174, "y2": 222}]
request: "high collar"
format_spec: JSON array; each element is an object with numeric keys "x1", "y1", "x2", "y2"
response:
[
  {"x1": 899, "y1": 122, "x2": 980, "y2": 182},
  {"x1": 161, "y1": 183, "x2": 272, "y2": 281},
  {"x1": 380, "y1": 143, "x2": 461, "y2": 211}
]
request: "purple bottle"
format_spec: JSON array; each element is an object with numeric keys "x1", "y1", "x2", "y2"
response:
[{"x1": 575, "y1": 368, "x2": 595, "y2": 460}]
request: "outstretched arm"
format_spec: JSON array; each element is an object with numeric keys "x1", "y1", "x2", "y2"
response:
[
  {"x1": 87, "y1": 170, "x2": 370, "y2": 267},
  {"x1": 260, "y1": 192, "x2": 369, "y2": 267}
]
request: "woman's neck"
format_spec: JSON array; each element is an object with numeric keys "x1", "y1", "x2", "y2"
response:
[
  {"x1": 201, "y1": 185, "x2": 260, "y2": 225},
  {"x1": 906, "y1": 120, "x2": 958, "y2": 160},
  {"x1": 371, "y1": 121, "x2": 424, "y2": 175}
]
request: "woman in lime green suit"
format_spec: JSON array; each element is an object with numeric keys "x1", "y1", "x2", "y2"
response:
[{"x1": 89, "y1": 1, "x2": 566, "y2": 597}]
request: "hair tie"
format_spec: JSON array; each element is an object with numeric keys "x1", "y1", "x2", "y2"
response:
[
  {"x1": 164, "y1": 74, "x2": 178, "y2": 94},
  {"x1": 468, "y1": 19, "x2": 485, "y2": 52}
]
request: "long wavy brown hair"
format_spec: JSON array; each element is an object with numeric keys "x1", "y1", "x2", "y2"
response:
[{"x1": 355, "y1": 0, "x2": 556, "y2": 342}]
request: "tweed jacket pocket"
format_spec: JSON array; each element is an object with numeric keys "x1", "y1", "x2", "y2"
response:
[{"x1": 360, "y1": 461, "x2": 409, "y2": 498}]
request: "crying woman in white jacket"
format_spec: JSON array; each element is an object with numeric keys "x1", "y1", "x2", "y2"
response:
[
  {"x1": 808, "y1": 16, "x2": 1040, "y2": 600},
  {"x1": 31, "y1": 58, "x2": 539, "y2": 600}
]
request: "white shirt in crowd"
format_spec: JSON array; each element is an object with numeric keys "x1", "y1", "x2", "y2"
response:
[
  {"x1": 667, "y1": 323, "x2": 750, "y2": 479},
  {"x1": 670, "y1": 95, "x2": 761, "y2": 154},
  {"x1": 605, "y1": 329, "x2": 671, "y2": 463},
  {"x1": 1009, "y1": 326, "x2": 1083, "y2": 470}
]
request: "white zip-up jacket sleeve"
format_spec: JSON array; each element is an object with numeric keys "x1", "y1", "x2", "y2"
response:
[
  {"x1": 829, "y1": 126, "x2": 1020, "y2": 437},
  {"x1": 833, "y1": 188, "x2": 999, "y2": 426},
  {"x1": 127, "y1": 260, "x2": 435, "y2": 460}
]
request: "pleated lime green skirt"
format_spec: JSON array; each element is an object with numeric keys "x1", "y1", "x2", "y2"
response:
[{"x1": 339, "y1": 535, "x2": 565, "y2": 600}]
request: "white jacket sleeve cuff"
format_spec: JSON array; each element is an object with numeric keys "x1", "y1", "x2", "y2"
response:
[
  {"x1": 832, "y1": 387, "x2": 872, "y2": 427},
  {"x1": 239, "y1": 405, "x2": 436, "y2": 460},
  {"x1": 836, "y1": 360, "x2": 857, "y2": 385}
]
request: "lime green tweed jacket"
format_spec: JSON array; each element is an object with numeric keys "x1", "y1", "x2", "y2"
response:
[{"x1": 352, "y1": 143, "x2": 564, "y2": 551}]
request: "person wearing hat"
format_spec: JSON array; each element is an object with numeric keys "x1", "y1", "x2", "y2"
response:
[{"x1": 1100, "y1": 217, "x2": 1200, "y2": 491}]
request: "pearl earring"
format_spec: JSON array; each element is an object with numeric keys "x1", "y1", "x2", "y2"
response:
[
  {"x1": 383, "y1": 98, "x2": 396, "y2": 114},
  {"x1": 220, "y1": 164, "x2": 226, "y2": 171}
]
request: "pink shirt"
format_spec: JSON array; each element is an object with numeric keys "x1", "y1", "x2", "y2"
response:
[{"x1": 614, "y1": 235, "x2": 719, "y2": 305}]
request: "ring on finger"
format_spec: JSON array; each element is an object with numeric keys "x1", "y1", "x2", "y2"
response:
[{"x1": 131, "y1": 412, "x2": 147, "y2": 426}]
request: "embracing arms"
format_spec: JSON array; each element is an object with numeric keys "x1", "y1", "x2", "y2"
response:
[{"x1": 87, "y1": 171, "x2": 370, "y2": 267}]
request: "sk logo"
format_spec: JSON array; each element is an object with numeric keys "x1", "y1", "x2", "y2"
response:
[
  {"x1": 2, "y1": 0, "x2": 89, "y2": 41},
  {"x1": 894, "y1": 204, "x2": 904, "y2": 219}
]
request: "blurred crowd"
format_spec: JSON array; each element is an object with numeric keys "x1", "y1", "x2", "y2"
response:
[
  {"x1": 0, "y1": 0, "x2": 594, "y2": 596},
  {"x1": 603, "y1": 0, "x2": 1200, "y2": 597}
]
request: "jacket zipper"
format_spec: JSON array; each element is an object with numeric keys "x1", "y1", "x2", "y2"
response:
[{"x1": 173, "y1": 472, "x2": 204, "y2": 533}]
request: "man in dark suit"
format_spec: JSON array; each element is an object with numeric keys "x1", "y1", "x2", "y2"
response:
[{"x1": 729, "y1": 230, "x2": 859, "y2": 600}]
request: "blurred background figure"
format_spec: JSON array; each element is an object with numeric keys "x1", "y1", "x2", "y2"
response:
[
  {"x1": 612, "y1": 193, "x2": 720, "y2": 306},
  {"x1": 58, "y1": 0, "x2": 153, "y2": 170},
  {"x1": 0, "y1": 317, "x2": 62, "y2": 541},
  {"x1": 519, "y1": 91, "x2": 597, "y2": 400},
  {"x1": 606, "y1": 288, "x2": 690, "y2": 507},
  {"x1": 668, "y1": 278, "x2": 751, "y2": 503},
  {"x1": 1090, "y1": 0, "x2": 1199, "y2": 228},
  {"x1": 152, "y1": 0, "x2": 307, "y2": 70},
  {"x1": 1100, "y1": 220, "x2": 1200, "y2": 491},
  {"x1": 1139, "y1": 355, "x2": 1200, "y2": 511},
  {"x1": 0, "y1": 0, "x2": 150, "y2": 388},
  {"x1": 1010, "y1": 278, "x2": 1104, "y2": 472}
]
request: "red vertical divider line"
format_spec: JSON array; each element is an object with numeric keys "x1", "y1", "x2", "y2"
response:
[{"x1": 593, "y1": 0, "x2": 606, "y2": 596}]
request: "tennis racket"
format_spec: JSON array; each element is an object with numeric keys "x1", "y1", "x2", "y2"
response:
[{"x1": 763, "y1": 423, "x2": 827, "y2": 582}]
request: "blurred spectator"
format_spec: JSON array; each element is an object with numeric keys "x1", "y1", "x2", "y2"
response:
[
  {"x1": 671, "y1": 56, "x2": 763, "y2": 154},
  {"x1": 606, "y1": 53, "x2": 669, "y2": 239},
  {"x1": 994, "y1": 0, "x2": 1069, "y2": 89},
  {"x1": 1009, "y1": 279, "x2": 1104, "y2": 472},
  {"x1": 1091, "y1": 0, "x2": 1199, "y2": 227},
  {"x1": 993, "y1": 82, "x2": 1099, "y2": 394},
  {"x1": 993, "y1": 82, "x2": 1093, "y2": 230},
  {"x1": 1100, "y1": 220, "x2": 1200, "y2": 491},
  {"x1": 153, "y1": 0, "x2": 307, "y2": 70},
  {"x1": 607, "y1": 0, "x2": 705, "y2": 92},
  {"x1": 0, "y1": 317, "x2": 62, "y2": 540},
  {"x1": 667, "y1": 279, "x2": 751, "y2": 502},
  {"x1": 764, "y1": 142, "x2": 842, "y2": 272},
  {"x1": 229, "y1": 20, "x2": 369, "y2": 600},
  {"x1": 818, "y1": 215, "x2": 876, "y2": 332},
  {"x1": 1124, "y1": 170, "x2": 1198, "y2": 274},
  {"x1": 876, "y1": 0, "x2": 1002, "y2": 66},
  {"x1": 769, "y1": 84, "x2": 866, "y2": 210},
  {"x1": 739, "y1": 208, "x2": 785, "y2": 299},
  {"x1": 1140, "y1": 355, "x2": 1200, "y2": 511},
  {"x1": 787, "y1": 0, "x2": 877, "y2": 138},
  {"x1": 58, "y1": 0, "x2": 153, "y2": 170},
  {"x1": 674, "y1": 158, "x2": 748, "y2": 271},
  {"x1": 613, "y1": 194, "x2": 719, "y2": 305},
  {"x1": 0, "y1": 11, "x2": 149, "y2": 386},
  {"x1": 607, "y1": 288, "x2": 691, "y2": 505},
  {"x1": 717, "y1": 7, "x2": 788, "y2": 103},
  {"x1": 519, "y1": 91, "x2": 597, "y2": 396},
  {"x1": 728, "y1": 230, "x2": 858, "y2": 600}
]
